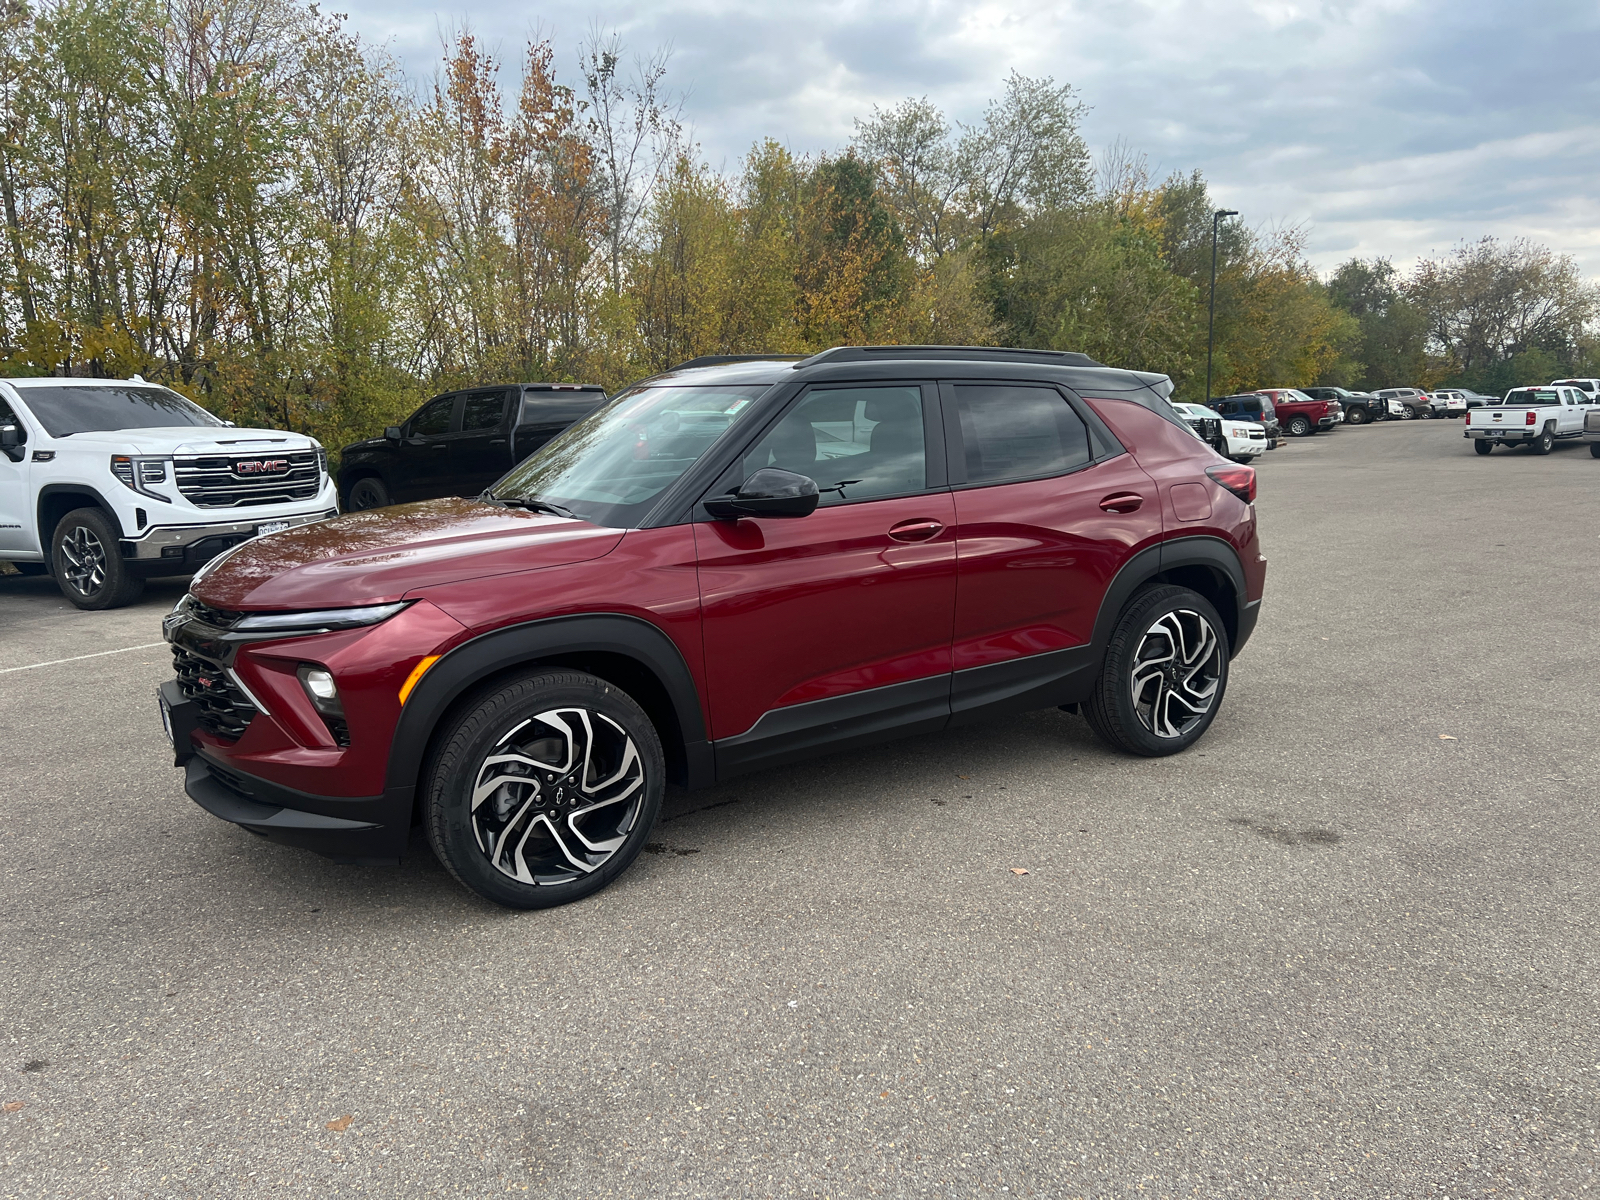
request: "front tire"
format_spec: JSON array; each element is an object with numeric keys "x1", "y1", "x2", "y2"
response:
[
  {"x1": 1287, "y1": 416, "x2": 1313, "y2": 437},
  {"x1": 1345, "y1": 407, "x2": 1367, "y2": 426},
  {"x1": 1473, "y1": 439, "x2": 1494, "y2": 455},
  {"x1": 1083, "y1": 585, "x2": 1230, "y2": 757},
  {"x1": 50, "y1": 507, "x2": 144, "y2": 610},
  {"x1": 345, "y1": 475, "x2": 392, "y2": 511},
  {"x1": 425, "y1": 669, "x2": 665, "y2": 910}
]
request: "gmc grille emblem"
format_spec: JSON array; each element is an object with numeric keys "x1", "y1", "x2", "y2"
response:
[{"x1": 237, "y1": 459, "x2": 290, "y2": 475}]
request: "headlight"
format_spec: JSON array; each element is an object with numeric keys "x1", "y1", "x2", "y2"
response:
[
  {"x1": 110, "y1": 454, "x2": 173, "y2": 501},
  {"x1": 233, "y1": 601, "x2": 409, "y2": 633}
]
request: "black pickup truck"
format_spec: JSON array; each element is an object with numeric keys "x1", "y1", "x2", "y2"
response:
[
  {"x1": 1302, "y1": 386, "x2": 1385, "y2": 424},
  {"x1": 338, "y1": 383, "x2": 608, "y2": 510}
]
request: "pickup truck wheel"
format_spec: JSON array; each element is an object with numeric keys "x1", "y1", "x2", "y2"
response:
[
  {"x1": 345, "y1": 476, "x2": 391, "y2": 510},
  {"x1": 1082, "y1": 585, "x2": 1229, "y2": 758},
  {"x1": 1345, "y1": 407, "x2": 1367, "y2": 425},
  {"x1": 1287, "y1": 416, "x2": 1313, "y2": 437},
  {"x1": 50, "y1": 507, "x2": 144, "y2": 610},
  {"x1": 1532, "y1": 428, "x2": 1555, "y2": 455},
  {"x1": 1473, "y1": 439, "x2": 1494, "y2": 455},
  {"x1": 425, "y1": 669, "x2": 665, "y2": 910}
]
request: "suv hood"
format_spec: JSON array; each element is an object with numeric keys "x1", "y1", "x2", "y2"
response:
[
  {"x1": 48, "y1": 427, "x2": 318, "y2": 455},
  {"x1": 190, "y1": 497, "x2": 624, "y2": 609}
]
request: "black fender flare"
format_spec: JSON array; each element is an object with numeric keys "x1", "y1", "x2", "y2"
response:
[
  {"x1": 1089, "y1": 535, "x2": 1252, "y2": 659},
  {"x1": 37, "y1": 483, "x2": 124, "y2": 543},
  {"x1": 383, "y1": 613, "x2": 712, "y2": 803}
]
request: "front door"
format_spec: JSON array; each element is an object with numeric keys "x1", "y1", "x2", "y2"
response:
[
  {"x1": 694, "y1": 383, "x2": 956, "y2": 770},
  {"x1": 0, "y1": 396, "x2": 31, "y2": 555},
  {"x1": 943, "y1": 381, "x2": 1163, "y2": 719},
  {"x1": 451, "y1": 388, "x2": 513, "y2": 496},
  {"x1": 393, "y1": 392, "x2": 458, "y2": 502}
]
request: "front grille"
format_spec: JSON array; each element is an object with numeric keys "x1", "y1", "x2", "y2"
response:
[
  {"x1": 185, "y1": 598, "x2": 244, "y2": 629},
  {"x1": 174, "y1": 450, "x2": 321, "y2": 509},
  {"x1": 172, "y1": 646, "x2": 257, "y2": 740}
]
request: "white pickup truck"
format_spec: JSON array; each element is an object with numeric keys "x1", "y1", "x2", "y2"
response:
[
  {"x1": 0, "y1": 376, "x2": 337, "y2": 608},
  {"x1": 1464, "y1": 385, "x2": 1596, "y2": 456}
]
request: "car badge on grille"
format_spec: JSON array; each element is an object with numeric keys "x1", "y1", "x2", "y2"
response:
[{"x1": 237, "y1": 459, "x2": 290, "y2": 475}]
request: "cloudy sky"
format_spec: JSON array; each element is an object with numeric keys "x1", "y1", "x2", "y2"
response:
[{"x1": 336, "y1": 0, "x2": 1600, "y2": 278}]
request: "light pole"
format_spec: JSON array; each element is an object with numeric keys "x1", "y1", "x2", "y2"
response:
[{"x1": 1206, "y1": 209, "x2": 1238, "y2": 405}]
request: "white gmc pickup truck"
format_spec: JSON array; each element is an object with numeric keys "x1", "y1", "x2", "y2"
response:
[
  {"x1": 0, "y1": 377, "x2": 337, "y2": 608},
  {"x1": 1464, "y1": 385, "x2": 1596, "y2": 456}
]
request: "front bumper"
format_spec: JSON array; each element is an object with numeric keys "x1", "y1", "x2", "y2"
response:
[{"x1": 123, "y1": 508, "x2": 337, "y2": 573}]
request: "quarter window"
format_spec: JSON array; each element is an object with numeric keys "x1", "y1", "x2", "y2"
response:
[
  {"x1": 954, "y1": 384, "x2": 1091, "y2": 485},
  {"x1": 743, "y1": 386, "x2": 926, "y2": 505}
]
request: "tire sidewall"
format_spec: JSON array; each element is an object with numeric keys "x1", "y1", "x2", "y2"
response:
[
  {"x1": 347, "y1": 477, "x2": 390, "y2": 510},
  {"x1": 426, "y1": 670, "x2": 666, "y2": 910},
  {"x1": 1089, "y1": 585, "x2": 1230, "y2": 757},
  {"x1": 1289, "y1": 416, "x2": 1311, "y2": 437}
]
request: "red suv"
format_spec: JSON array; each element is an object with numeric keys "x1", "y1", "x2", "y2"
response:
[{"x1": 158, "y1": 347, "x2": 1267, "y2": 909}]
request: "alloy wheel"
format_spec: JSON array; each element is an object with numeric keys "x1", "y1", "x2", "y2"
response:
[
  {"x1": 1129, "y1": 609, "x2": 1223, "y2": 739},
  {"x1": 59, "y1": 523, "x2": 107, "y2": 597},
  {"x1": 469, "y1": 707, "x2": 646, "y2": 885}
]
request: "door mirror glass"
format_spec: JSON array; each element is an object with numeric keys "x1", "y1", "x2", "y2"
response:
[
  {"x1": 384, "y1": 425, "x2": 402, "y2": 442},
  {"x1": 705, "y1": 468, "x2": 819, "y2": 520}
]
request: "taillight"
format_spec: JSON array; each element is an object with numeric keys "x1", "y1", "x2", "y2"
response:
[
  {"x1": 1526, "y1": 410, "x2": 1537, "y2": 426},
  {"x1": 1206, "y1": 463, "x2": 1256, "y2": 503}
]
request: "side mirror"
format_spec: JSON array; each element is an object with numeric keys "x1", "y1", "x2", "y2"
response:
[
  {"x1": 704, "y1": 468, "x2": 819, "y2": 520},
  {"x1": 384, "y1": 426, "x2": 402, "y2": 442},
  {"x1": 0, "y1": 424, "x2": 21, "y2": 462}
]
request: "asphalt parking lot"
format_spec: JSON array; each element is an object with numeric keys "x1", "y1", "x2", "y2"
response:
[{"x1": 3, "y1": 418, "x2": 1598, "y2": 1199}]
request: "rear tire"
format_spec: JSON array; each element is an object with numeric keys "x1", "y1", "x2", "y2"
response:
[
  {"x1": 1532, "y1": 428, "x2": 1555, "y2": 455},
  {"x1": 345, "y1": 475, "x2": 392, "y2": 511},
  {"x1": 1590, "y1": 442, "x2": 1600, "y2": 458},
  {"x1": 1082, "y1": 585, "x2": 1230, "y2": 757},
  {"x1": 50, "y1": 507, "x2": 144, "y2": 610},
  {"x1": 425, "y1": 669, "x2": 665, "y2": 910},
  {"x1": 1403, "y1": 404, "x2": 1417, "y2": 420},
  {"x1": 1287, "y1": 416, "x2": 1313, "y2": 437},
  {"x1": 1473, "y1": 439, "x2": 1494, "y2": 455}
]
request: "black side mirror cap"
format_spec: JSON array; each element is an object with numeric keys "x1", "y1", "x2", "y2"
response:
[
  {"x1": 384, "y1": 426, "x2": 402, "y2": 441},
  {"x1": 704, "y1": 468, "x2": 820, "y2": 520}
]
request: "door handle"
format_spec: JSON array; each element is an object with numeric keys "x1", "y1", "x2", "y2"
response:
[
  {"x1": 887, "y1": 518, "x2": 944, "y2": 542},
  {"x1": 431, "y1": 443, "x2": 449, "y2": 450},
  {"x1": 1099, "y1": 492, "x2": 1144, "y2": 514},
  {"x1": 488, "y1": 438, "x2": 508, "y2": 444}
]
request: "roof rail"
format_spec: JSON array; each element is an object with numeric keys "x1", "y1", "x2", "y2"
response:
[
  {"x1": 666, "y1": 354, "x2": 807, "y2": 371},
  {"x1": 799, "y1": 345, "x2": 1105, "y2": 368}
]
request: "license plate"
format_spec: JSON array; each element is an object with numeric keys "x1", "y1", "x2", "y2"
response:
[
  {"x1": 256, "y1": 520, "x2": 291, "y2": 536},
  {"x1": 158, "y1": 690, "x2": 174, "y2": 746}
]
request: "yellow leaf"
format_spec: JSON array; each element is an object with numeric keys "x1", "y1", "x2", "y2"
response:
[
  {"x1": 1010, "y1": 867, "x2": 1029, "y2": 876},
  {"x1": 326, "y1": 1115, "x2": 353, "y2": 1132}
]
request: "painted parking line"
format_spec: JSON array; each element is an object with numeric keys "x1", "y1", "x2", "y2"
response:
[{"x1": 0, "y1": 642, "x2": 166, "y2": 674}]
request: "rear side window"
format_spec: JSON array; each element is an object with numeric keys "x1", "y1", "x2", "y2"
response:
[
  {"x1": 461, "y1": 390, "x2": 508, "y2": 432},
  {"x1": 521, "y1": 391, "x2": 605, "y2": 425},
  {"x1": 408, "y1": 394, "x2": 455, "y2": 437},
  {"x1": 953, "y1": 384, "x2": 1091, "y2": 485}
]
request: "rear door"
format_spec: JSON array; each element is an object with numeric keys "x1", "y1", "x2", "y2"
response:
[
  {"x1": 694, "y1": 382, "x2": 957, "y2": 766},
  {"x1": 392, "y1": 392, "x2": 458, "y2": 502},
  {"x1": 513, "y1": 389, "x2": 606, "y2": 463},
  {"x1": 450, "y1": 388, "x2": 515, "y2": 496},
  {"x1": 944, "y1": 381, "x2": 1162, "y2": 721}
]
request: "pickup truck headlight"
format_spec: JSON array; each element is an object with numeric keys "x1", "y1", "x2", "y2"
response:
[{"x1": 111, "y1": 454, "x2": 173, "y2": 502}]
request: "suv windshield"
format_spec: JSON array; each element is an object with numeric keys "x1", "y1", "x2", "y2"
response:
[
  {"x1": 20, "y1": 385, "x2": 223, "y2": 437},
  {"x1": 491, "y1": 383, "x2": 770, "y2": 527}
]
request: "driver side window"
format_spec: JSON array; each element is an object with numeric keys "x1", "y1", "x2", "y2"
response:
[
  {"x1": 743, "y1": 386, "x2": 927, "y2": 506},
  {"x1": 407, "y1": 394, "x2": 455, "y2": 438}
]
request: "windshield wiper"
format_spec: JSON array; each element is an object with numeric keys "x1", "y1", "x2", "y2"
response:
[{"x1": 481, "y1": 491, "x2": 577, "y2": 519}]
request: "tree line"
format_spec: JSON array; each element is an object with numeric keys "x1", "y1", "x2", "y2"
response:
[{"x1": 1, "y1": 0, "x2": 1594, "y2": 452}]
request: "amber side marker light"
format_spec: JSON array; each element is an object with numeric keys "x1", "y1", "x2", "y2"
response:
[{"x1": 399, "y1": 655, "x2": 441, "y2": 705}]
